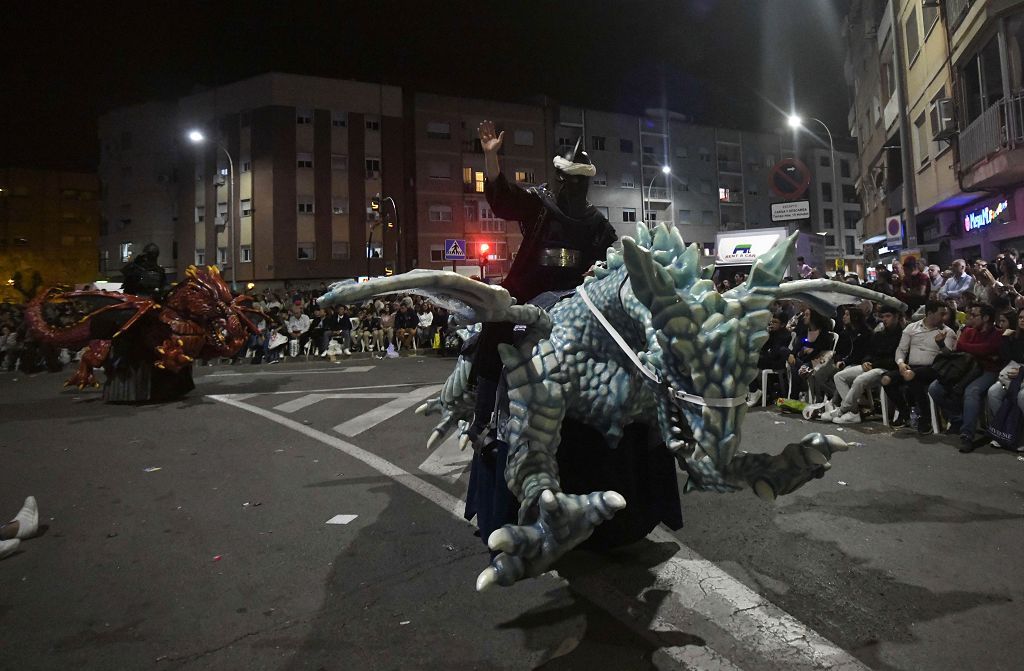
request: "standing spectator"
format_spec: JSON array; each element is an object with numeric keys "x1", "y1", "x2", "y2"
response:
[
  {"x1": 827, "y1": 305, "x2": 904, "y2": 424},
  {"x1": 881, "y1": 301, "x2": 958, "y2": 431},
  {"x1": 937, "y1": 259, "x2": 974, "y2": 308},
  {"x1": 395, "y1": 303, "x2": 418, "y2": 351},
  {"x1": 929, "y1": 304, "x2": 1004, "y2": 451},
  {"x1": 797, "y1": 256, "x2": 813, "y2": 279}
]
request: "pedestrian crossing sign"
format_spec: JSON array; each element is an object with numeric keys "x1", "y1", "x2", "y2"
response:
[{"x1": 444, "y1": 238, "x2": 466, "y2": 260}]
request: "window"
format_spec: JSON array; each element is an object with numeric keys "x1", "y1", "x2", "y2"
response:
[
  {"x1": 365, "y1": 158, "x2": 381, "y2": 178},
  {"x1": 119, "y1": 242, "x2": 133, "y2": 263},
  {"x1": 217, "y1": 247, "x2": 227, "y2": 265},
  {"x1": 961, "y1": 37, "x2": 1002, "y2": 123},
  {"x1": 195, "y1": 205, "x2": 205, "y2": 224},
  {"x1": 241, "y1": 198, "x2": 252, "y2": 217},
  {"x1": 764, "y1": 154, "x2": 776, "y2": 168},
  {"x1": 747, "y1": 184, "x2": 759, "y2": 196},
  {"x1": 557, "y1": 136, "x2": 575, "y2": 152},
  {"x1": 426, "y1": 121, "x2": 451, "y2": 140},
  {"x1": 923, "y1": 3, "x2": 938, "y2": 32},
  {"x1": 700, "y1": 179, "x2": 712, "y2": 194},
  {"x1": 643, "y1": 145, "x2": 655, "y2": 157},
  {"x1": 513, "y1": 170, "x2": 535, "y2": 183},
  {"x1": 699, "y1": 148, "x2": 711, "y2": 163},
  {"x1": 596, "y1": 206, "x2": 609, "y2": 218},
  {"x1": 464, "y1": 201, "x2": 478, "y2": 222},
  {"x1": 677, "y1": 176, "x2": 689, "y2": 192},
  {"x1": 297, "y1": 243, "x2": 315, "y2": 260},
  {"x1": 482, "y1": 218, "x2": 506, "y2": 232},
  {"x1": 844, "y1": 211, "x2": 859, "y2": 229},
  {"x1": 365, "y1": 117, "x2": 380, "y2": 131},
  {"x1": 474, "y1": 170, "x2": 485, "y2": 193},
  {"x1": 701, "y1": 210, "x2": 715, "y2": 226},
  {"x1": 621, "y1": 174, "x2": 636, "y2": 188},
  {"x1": 842, "y1": 184, "x2": 858, "y2": 203},
  {"x1": 296, "y1": 108, "x2": 313, "y2": 125},
  {"x1": 845, "y1": 236, "x2": 856, "y2": 255},
  {"x1": 297, "y1": 199, "x2": 314, "y2": 214},
  {"x1": 819, "y1": 155, "x2": 831, "y2": 167},
  {"x1": 195, "y1": 249, "x2": 205, "y2": 265},
  {"x1": 678, "y1": 209, "x2": 691, "y2": 224},
  {"x1": 428, "y1": 205, "x2": 453, "y2": 222},
  {"x1": 463, "y1": 167, "x2": 485, "y2": 192},
  {"x1": 240, "y1": 245, "x2": 252, "y2": 262},
  {"x1": 217, "y1": 201, "x2": 228, "y2": 220},
  {"x1": 332, "y1": 111, "x2": 347, "y2": 128},
  {"x1": 592, "y1": 173, "x2": 607, "y2": 186},
  {"x1": 821, "y1": 182, "x2": 833, "y2": 202},
  {"x1": 430, "y1": 246, "x2": 445, "y2": 262},
  {"x1": 332, "y1": 198, "x2": 349, "y2": 215},
  {"x1": 824, "y1": 209, "x2": 835, "y2": 225},
  {"x1": 719, "y1": 187, "x2": 730, "y2": 202},
  {"x1": 622, "y1": 208, "x2": 637, "y2": 222},
  {"x1": 620, "y1": 139, "x2": 633, "y2": 153},
  {"x1": 242, "y1": 160, "x2": 251, "y2": 173},
  {"x1": 592, "y1": 135, "x2": 606, "y2": 150},
  {"x1": 915, "y1": 113, "x2": 930, "y2": 166},
  {"x1": 332, "y1": 241, "x2": 350, "y2": 260},
  {"x1": 840, "y1": 159, "x2": 851, "y2": 178},
  {"x1": 905, "y1": 7, "x2": 920, "y2": 63},
  {"x1": 331, "y1": 154, "x2": 348, "y2": 171},
  {"x1": 428, "y1": 161, "x2": 451, "y2": 179},
  {"x1": 513, "y1": 129, "x2": 534, "y2": 146},
  {"x1": 825, "y1": 234, "x2": 836, "y2": 247},
  {"x1": 297, "y1": 152, "x2": 313, "y2": 168},
  {"x1": 676, "y1": 145, "x2": 689, "y2": 159}
]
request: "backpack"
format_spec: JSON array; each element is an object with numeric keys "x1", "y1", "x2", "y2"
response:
[
  {"x1": 987, "y1": 375, "x2": 1023, "y2": 449},
  {"x1": 931, "y1": 351, "x2": 980, "y2": 393}
]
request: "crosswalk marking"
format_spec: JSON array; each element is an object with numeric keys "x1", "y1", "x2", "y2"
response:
[
  {"x1": 274, "y1": 392, "x2": 407, "y2": 414},
  {"x1": 417, "y1": 433, "x2": 472, "y2": 482},
  {"x1": 332, "y1": 384, "x2": 442, "y2": 437}
]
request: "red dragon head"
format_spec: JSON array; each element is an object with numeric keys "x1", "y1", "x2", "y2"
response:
[{"x1": 166, "y1": 265, "x2": 260, "y2": 357}]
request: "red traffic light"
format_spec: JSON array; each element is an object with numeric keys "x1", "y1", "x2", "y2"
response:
[{"x1": 479, "y1": 243, "x2": 490, "y2": 253}]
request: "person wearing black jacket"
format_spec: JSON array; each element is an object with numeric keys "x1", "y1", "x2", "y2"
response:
[
  {"x1": 788, "y1": 310, "x2": 835, "y2": 398},
  {"x1": 747, "y1": 314, "x2": 792, "y2": 405},
  {"x1": 828, "y1": 305, "x2": 904, "y2": 424},
  {"x1": 811, "y1": 306, "x2": 872, "y2": 403}
]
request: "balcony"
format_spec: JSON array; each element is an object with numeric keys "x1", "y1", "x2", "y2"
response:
[
  {"x1": 944, "y1": 0, "x2": 972, "y2": 32},
  {"x1": 646, "y1": 186, "x2": 671, "y2": 201},
  {"x1": 717, "y1": 160, "x2": 742, "y2": 174},
  {"x1": 959, "y1": 93, "x2": 1024, "y2": 190}
]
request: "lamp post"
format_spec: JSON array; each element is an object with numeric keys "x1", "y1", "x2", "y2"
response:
[
  {"x1": 645, "y1": 165, "x2": 671, "y2": 229},
  {"x1": 187, "y1": 129, "x2": 237, "y2": 292},
  {"x1": 788, "y1": 114, "x2": 840, "y2": 261}
]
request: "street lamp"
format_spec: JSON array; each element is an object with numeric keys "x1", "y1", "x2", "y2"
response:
[
  {"x1": 788, "y1": 113, "x2": 840, "y2": 263},
  {"x1": 646, "y1": 165, "x2": 672, "y2": 228},
  {"x1": 187, "y1": 129, "x2": 237, "y2": 292}
]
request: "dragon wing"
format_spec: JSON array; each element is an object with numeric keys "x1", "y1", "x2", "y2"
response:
[
  {"x1": 317, "y1": 269, "x2": 517, "y2": 324},
  {"x1": 762, "y1": 279, "x2": 908, "y2": 316}
]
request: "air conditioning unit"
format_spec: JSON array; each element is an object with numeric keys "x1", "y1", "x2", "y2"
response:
[
  {"x1": 931, "y1": 98, "x2": 957, "y2": 141},
  {"x1": 214, "y1": 215, "x2": 227, "y2": 230}
]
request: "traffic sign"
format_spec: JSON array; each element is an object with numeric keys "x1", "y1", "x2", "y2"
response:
[
  {"x1": 444, "y1": 238, "x2": 466, "y2": 260},
  {"x1": 886, "y1": 216, "x2": 903, "y2": 248},
  {"x1": 769, "y1": 158, "x2": 812, "y2": 200},
  {"x1": 770, "y1": 200, "x2": 810, "y2": 222}
]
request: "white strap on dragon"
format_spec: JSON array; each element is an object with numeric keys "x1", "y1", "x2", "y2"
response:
[{"x1": 577, "y1": 283, "x2": 747, "y2": 409}]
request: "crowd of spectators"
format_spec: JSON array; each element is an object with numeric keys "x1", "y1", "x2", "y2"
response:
[{"x1": 750, "y1": 249, "x2": 1024, "y2": 454}]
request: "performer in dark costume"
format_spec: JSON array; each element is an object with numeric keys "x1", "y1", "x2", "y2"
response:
[
  {"x1": 466, "y1": 122, "x2": 676, "y2": 550},
  {"x1": 120, "y1": 243, "x2": 167, "y2": 299}
]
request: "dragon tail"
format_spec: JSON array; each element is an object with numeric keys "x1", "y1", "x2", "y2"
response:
[{"x1": 24, "y1": 289, "x2": 93, "y2": 347}]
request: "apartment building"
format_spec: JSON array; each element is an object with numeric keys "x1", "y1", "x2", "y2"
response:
[
  {"x1": 804, "y1": 145, "x2": 865, "y2": 274},
  {"x1": 413, "y1": 93, "x2": 547, "y2": 279},
  {"x1": 97, "y1": 101, "x2": 180, "y2": 279},
  {"x1": 0, "y1": 167, "x2": 101, "y2": 296}
]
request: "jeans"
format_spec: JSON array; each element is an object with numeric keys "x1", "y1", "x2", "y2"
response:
[
  {"x1": 834, "y1": 365, "x2": 886, "y2": 413},
  {"x1": 929, "y1": 371, "x2": 998, "y2": 436}
]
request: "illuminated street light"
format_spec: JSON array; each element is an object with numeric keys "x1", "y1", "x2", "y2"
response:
[
  {"x1": 788, "y1": 111, "x2": 839, "y2": 263},
  {"x1": 787, "y1": 114, "x2": 803, "y2": 129},
  {"x1": 187, "y1": 128, "x2": 237, "y2": 292},
  {"x1": 646, "y1": 166, "x2": 671, "y2": 228}
]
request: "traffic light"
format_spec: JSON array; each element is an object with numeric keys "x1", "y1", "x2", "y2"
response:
[
  {"x1": 479, "y1": 243, "x2": 490, "y2": 256},
  {"x1": 370, "y1": 194, "x2": 381, "y2": 212},
  {"x1": 384, "y1": 264, "x2": 394, "y2": 276}
]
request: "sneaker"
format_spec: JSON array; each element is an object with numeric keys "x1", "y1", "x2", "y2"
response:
[
  {"x1": 821, "y1": 404, "x2": 843, "y2": 421},
  {"x1": 958, "y1": 434, "x2": 977, "y2": 453},
  {"x1": 10, "y1": 496, "x2": 37, "y2": 539},
  {"x1": 746, "y1": 389, "x2": 762, "y2": 407},
  {"x1": 343, "y1": 349, "x2": 351, "y2": 356},
  {"x1": 268, "y1": 359, "x2": 281, "y2": 365},
  {"x1": 832, "y1": 411, "x2": 862, "y2": 424},
  {"x1": 0, "y1": 538, "x2": 20, "y2": 560}
]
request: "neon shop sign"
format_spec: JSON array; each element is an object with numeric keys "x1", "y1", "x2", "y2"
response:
[{"x1": 964, "y1": 199, "x2": 1009, "y2": 232}]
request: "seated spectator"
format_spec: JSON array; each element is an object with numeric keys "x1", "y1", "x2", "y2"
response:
[
  {"x1": 284, "y1": 304, "x2": 311, "y2": 358},
  {"x1": 811, "y1": 306, "x2": 872, "y2": 405},
  {"x1": 788, "y1": 310, "x2": 834, "y2": 398},
  {"x1": 929, "y1": 303, "x2": 1004, "y2": 451},
  {"x1": 825, "y1": 305, "x2": 903, "y2": 424},
  {"x1": 395, "y1": 303, "x2": 418, "y2": 351},
  {"x1": 307, "y1": 307, "x2": 329, "y2": 356},
  {"x1": 379, "y1": 305, "x2": 395, "y2": 350},
  {"x1": 881, "y1": 301, "x2": 957, "y2": 432},
  {"x1": 747, "y1": 314, "x2": 792, "y2": 406},
  {"x1": 984, "y1": 307, "x2": 1024, "y2": 452},
  {"x1": 416, "y1": 304, "x2": 434, "y2": 347},
  {"x1": 334, "y1": 306, "x2": 354, "y2": 355},
  {"x1": 359, "y1": 308, "x2": 383, "y2": 351}
]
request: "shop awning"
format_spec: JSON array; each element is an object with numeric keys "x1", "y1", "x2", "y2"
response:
[{"x1": 861, "y1": 234, "x2": 887, "y2": 246}]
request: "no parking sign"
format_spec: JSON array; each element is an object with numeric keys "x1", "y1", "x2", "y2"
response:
[{"x1": 769, "y1": 158, "x2": 811, "y2": 201}]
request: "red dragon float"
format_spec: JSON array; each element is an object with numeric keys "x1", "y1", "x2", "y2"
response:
[{"x1": 25, "y1": 265, "x2": 259, "y2": 402}]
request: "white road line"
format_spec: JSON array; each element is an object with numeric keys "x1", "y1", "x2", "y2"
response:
[
  {"x1": 211, "y1": 391, "x2": 869, "y2": 671},
  {"x1": 274, "y1": 392, "x2": 407, "y2": 414},
  {"x1": 417, "y1": 433, "x2": 472, "y2": 482},
  {"x1": 202, "y1": 365, "x2": 376, "y2": 378},
  {"x1": 332, "y1": 385, "x2": 442, "y2": 437},
  {"x1": 240, "y1": 382, "x2": 445, "y2": 396}
]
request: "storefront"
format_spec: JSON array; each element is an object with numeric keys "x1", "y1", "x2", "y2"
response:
[{"x1": 950, "y1": 191, "x2": 1023, "y2": 261}]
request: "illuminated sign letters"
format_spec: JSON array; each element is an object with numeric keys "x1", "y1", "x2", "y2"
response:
[{"x1": 964, "y1": 199, "x2": 1009, "y2": 232}]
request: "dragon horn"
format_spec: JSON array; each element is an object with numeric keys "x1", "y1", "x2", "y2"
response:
[{"x1": 621, "y1": 236, "x2": 678, "y2": 316}]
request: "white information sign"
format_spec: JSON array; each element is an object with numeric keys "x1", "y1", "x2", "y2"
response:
[{"x1": 770, "y1": 200, "x2": 810, "y2": 222}]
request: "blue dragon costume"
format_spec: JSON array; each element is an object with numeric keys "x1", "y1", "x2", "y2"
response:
[{"x1": 318, "y1": 223, "x2": 904, "y2": 591}]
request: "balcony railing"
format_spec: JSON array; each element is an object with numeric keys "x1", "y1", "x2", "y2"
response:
[
  {"x1": 717, "y1": 160, "x2": 742, "y2": 173},
  {"x1": 959, "y1": 97, "x2": 1009, "y2": 169},
  {"x1": 945, "y1": 0, "x2": 972, "y2": 32},
  {"x1": 647, "y1": 186, "x2": 670, "y2": 200}
]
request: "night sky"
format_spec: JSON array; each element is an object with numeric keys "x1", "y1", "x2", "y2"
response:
[{"x1": 2, "y1": 0, "x2": 851, "y2": 172}]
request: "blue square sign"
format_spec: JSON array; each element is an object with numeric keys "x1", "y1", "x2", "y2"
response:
[{"x1": 444, "y1": 238, "x2": 466, "y2": 260}]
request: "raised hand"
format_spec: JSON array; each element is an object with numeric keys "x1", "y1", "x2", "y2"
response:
[{"x1": 478, "y1": 120, "x2": 504, "y2": 153}]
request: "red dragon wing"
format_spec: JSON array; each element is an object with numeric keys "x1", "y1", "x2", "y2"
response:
[{"x1": 25, "y1": 288, "x2": 157, "y2": 347}]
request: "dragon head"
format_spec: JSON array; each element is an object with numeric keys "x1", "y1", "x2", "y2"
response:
[
  {"x1": 166, "y1": 265, "x2": 259, "y2": 356},
  {"x1": 607, "y1": 223, "x2": 795, "y2": 492}
]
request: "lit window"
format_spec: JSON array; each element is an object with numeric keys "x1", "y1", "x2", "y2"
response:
[
  {"x1": 119, "y1": 241, "x2": 133, "y2": 263},
  {"x1": 475, "y1": 170, "x2": 485, "y2": 193},
  {"x1": 514, "y1": 170, "x2": 535, "y2": 183}
]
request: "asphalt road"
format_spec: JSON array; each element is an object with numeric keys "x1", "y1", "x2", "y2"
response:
[{"x1": 1, "y1": 354, "x2": 1022, "y2": 670}]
